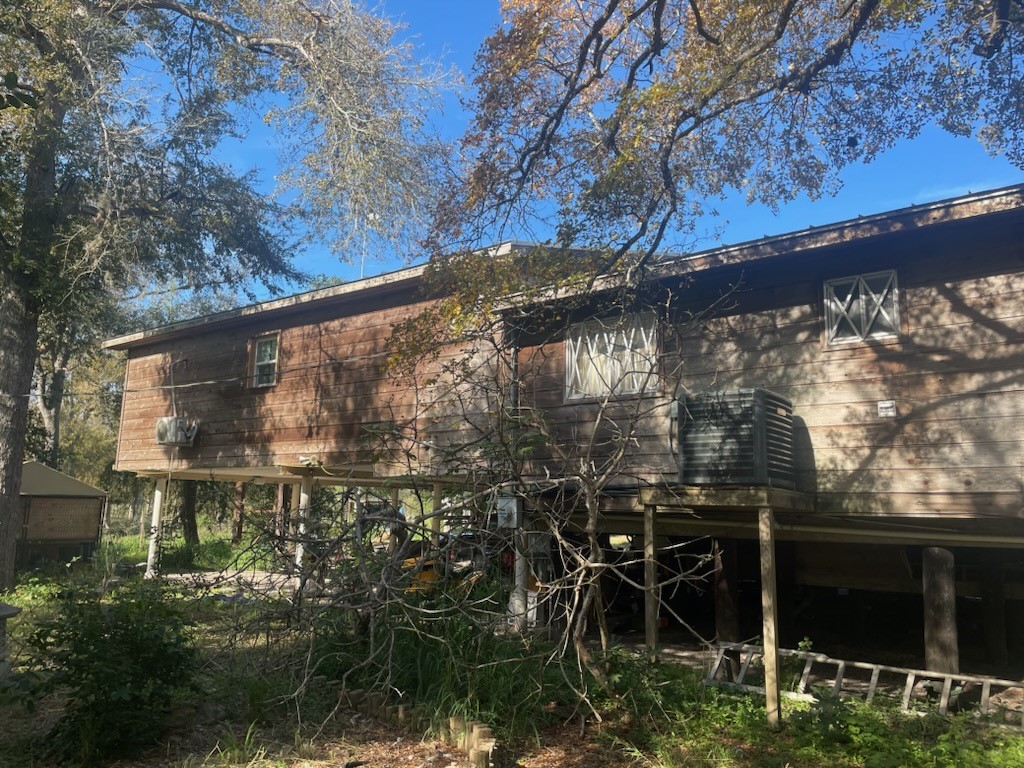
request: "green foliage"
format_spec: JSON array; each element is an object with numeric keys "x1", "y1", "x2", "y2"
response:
[
  {"x1": 596, "y1": 646, "x2": 703, "y2": 726},
  {"x1": 313, "y1": 583, "x2": 572, "y2": 737},
  {"x1": 101, "y1": 524, "x2": 281, "y2": 575},
  {"x1": 624, "y1": 671, "x2": 1024, "y2": 768},
  {"x1": 20, "y1": 580, "x2": 198, "y2": 765},
  {"x1": 162, "y1": 537, "x2": 244, "y2": 572},
  {"x1": 96, "y1": 533, "x2": 149, "y2": 569}
]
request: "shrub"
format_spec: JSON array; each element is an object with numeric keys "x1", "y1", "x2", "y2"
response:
[{"x1": 23, "y1": 580, "x2": 197, "y2": 765}]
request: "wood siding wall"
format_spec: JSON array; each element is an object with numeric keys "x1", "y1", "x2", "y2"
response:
[
  {"x1": 518, "y1": 212, "x2": 1024, "y2": 519},
  {"x1": 114, "y1": 210, "x2": 1024, "y2": 520},
  {"x1": 114, "y1": 289, "x2": 483, "y2": 479}
]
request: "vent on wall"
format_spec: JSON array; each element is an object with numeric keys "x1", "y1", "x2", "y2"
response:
[
  {"x1": 676, "y1": 388, "x2": 795, "y2": 489},
  {"x1": 155, "y1": 416, "x2": 197, "y2": 447}
]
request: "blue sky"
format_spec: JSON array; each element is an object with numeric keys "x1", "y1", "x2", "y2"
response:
[{"x1": 243, "y1": 1, "x2": 1024, "y2": 286}]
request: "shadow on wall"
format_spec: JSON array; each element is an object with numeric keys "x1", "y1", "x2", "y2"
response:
[{"x1": 792, "y1": 414, "x2": 817, "y2": 495}]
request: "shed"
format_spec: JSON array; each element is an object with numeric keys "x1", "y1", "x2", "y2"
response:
[{"x1": 18, "y1": 461, "x2": 106, "y2": 569}]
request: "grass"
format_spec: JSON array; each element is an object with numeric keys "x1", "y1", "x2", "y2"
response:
[
  {"x1": 3, "y1": 566, "x2": 1024, "y2": 768},
  {"x1": 604, "y1": 664, "x2": 1024, "y2": 768},
  {"x1": 99, "y1": 530, "x2": 283, "y2": 574}
]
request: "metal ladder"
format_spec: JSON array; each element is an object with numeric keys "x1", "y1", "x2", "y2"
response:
[{"x1": 706, "y1": 641, "x2": 1024, "y2": 725}]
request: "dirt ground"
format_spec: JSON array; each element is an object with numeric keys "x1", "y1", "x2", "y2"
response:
[{"x1": 104, "y1": 712, "x2": 634, "y2": 768}]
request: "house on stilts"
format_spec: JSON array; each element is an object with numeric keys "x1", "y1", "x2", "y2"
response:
[{"x1": 105, "y1": 185, "x2": 1024, "y2": 716}]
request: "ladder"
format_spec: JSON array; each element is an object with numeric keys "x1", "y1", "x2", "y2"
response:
[{"x1": 706, "y1": 641, "x2": 1024, "y2": 725}]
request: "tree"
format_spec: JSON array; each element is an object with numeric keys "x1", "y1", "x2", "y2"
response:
[
  {"x1": 0, "y1": 0, "x2": 448, "y2": 588},
  {"x1": 391, "y1": 0, "x2": 1024, "y2": 700},
  {"x1": 32, "y1": 279, "x2": 126, "y2": 468},
  {"x1": 439, "y1": 0, "x2": 1024, "y2": 270}
]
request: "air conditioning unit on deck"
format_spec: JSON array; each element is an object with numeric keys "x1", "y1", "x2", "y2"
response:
[
  {"x1": 676, "y1": 388, "x2": 795, "y2": 489},
  {"x1": 155, "y1": 416, "x2": 197, "y2": 447}
]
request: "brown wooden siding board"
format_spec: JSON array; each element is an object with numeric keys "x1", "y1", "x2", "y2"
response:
[
  {"x1": 813, "y1": 491, "x2": 1022, "y2": 517},
  {"x1": 809, "y1": 442, "x2": 1023, "y2": 472},
  {"x1": 116, "y1": 297, "x2": 459, "y2": 472}
]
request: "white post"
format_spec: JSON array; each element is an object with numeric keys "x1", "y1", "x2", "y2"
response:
[
  {"x1": 293, "y1": 475, "x2": 313, "y2": 575},
  {"x1": 144, "y1": 477, "x2": 168, "y2": 579},
  {"x1": 512, "y1": 530, "x2": 529, "y2": 633},
  {"x1": 289, "y1": 483, "x2": 301, "y2": 537},
  {"x1": 431, "y1": 481, "x2": 443, "y2": 546}
]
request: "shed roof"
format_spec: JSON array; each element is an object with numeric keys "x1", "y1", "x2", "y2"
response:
[{"x1": 21, "y1": 461, "x2": 106, "y2": 498}]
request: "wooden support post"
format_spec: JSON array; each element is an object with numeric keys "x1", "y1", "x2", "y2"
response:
[
  {"x1": 231, "y1": 481, "x2": 246, "y2": 544},
  {"x1": 714, "y1": 538, "x2": 741, "y2": 679},
  {"x1": 294, "y1": 476, "x2": 314, "y2": 575},
  {"x1": 982, "y1": 565, "x2": 1008, "y2": 667},
  {"x1": 144, "y1": 477, "x2": 168, "y2": 579},
  {"x1": 1009, "y1": 599, "x2": 1024, "y2": 654},
  {"x1": 644, "y1": 503, "x2": 659, "y2": 658},
  {"x1": 18, "y1": 497, "x2": 30, "y2": 571},
  {"x1": 923, "y1": 546, "x2": 959, "y2": 673},
  {"x1": 758, "y1": 506, "x2": 781, "y2": 730},
  {"x1": 386, "y1": 486, "x2": 403, "y2": 555},
  {"x1": 274, "y1": 483, "x2": 287, "y2": 538},
  {"x1": 289, "y1": 483, "x2": 301, "y2": 538},
  {"x1": 431, "y1": 481, "x2": 443, "y2": 546}
]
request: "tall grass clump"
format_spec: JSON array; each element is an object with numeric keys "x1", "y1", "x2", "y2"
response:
[{"x1": 310, "y1": 578, "x2": 573, "y2": 736}]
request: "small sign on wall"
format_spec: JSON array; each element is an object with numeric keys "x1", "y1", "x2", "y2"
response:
[{"x1": 877, "y1": 400, "x2": 897, "y2": 418}]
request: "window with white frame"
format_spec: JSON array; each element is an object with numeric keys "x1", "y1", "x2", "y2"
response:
[
  {"x1": 565, "y1": 314, "x2": 658, "y2": 399},
  {"x1": 824, "y1": 270, "x2": 900, "y2": 345},
  {"x1": 251, "y1": 334, "x2": 279, "y2": 387}
]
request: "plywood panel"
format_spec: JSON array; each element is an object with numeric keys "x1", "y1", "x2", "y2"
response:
[{"x1": 25, "y1": 498, "x2": 102, "y2": 541}]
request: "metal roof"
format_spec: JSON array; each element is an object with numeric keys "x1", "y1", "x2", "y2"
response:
[{"x1": 21, "y1": 461, "x2": 106, "y2": 498}]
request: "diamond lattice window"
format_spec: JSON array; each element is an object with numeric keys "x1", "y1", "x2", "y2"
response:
[
  {"x1": 824, "y1": 271, "x2": 900, "y2": 345},
  {"x1": 565, "y1": 315, "x2": 657, "y2": 399}
]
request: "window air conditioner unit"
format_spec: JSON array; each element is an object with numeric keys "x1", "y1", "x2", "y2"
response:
[
  {"x1": 676, "y1": 388, "x2": 795, "y2": 489},
  {"x1": 155, "y1": 416, "x2": 197, "y2": 447}
]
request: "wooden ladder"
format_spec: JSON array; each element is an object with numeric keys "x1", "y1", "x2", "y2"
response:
[{"x1": 706, "y1": 641, "x2": 1024, "y2": 725}]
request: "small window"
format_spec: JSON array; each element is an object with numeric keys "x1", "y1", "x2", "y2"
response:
[
  {"x1": 251, "y1": 335, "x2": 279, "y2": 387},
  {"x1": 824, "y1": 270, "x2": 899, "y2": 345},
  {"x1": 565, "y1": 315, "x2": 657, "y2": 400}
]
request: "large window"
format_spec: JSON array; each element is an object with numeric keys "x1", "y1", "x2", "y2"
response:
[
  {"x1": 824, "y1": 270, "x2": 900, "y2": 345},
  {"x1": 250, "y1": 334, "x2": 279, "y2": 387},
  {"x1": 565, "y1": 315, "x2": 657, "y2": 400}
]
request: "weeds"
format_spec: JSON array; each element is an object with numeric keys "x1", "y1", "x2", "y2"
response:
[
  {"x1": 4, "y1": 563, "x2": 1024, "y2": 768},
  {"x1": 12, "y1": 580, "x2": 198, "y2": 765}
]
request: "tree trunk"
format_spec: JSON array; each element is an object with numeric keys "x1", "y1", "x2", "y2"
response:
[
  {"x1": 0, "y1": 93, "x2": 67, "y2": 588},
  {"x1": 180, "y1": 480, "x2": 200, "y2": 548},
  {"x1": 35, "y1": 366, "x2": 65, "y2": 468},
  {"x1": 0, "y1": 276, "x2": 40, "y2": 589},
  {"x1": 569, "y1": 485, "x2": 610, "y2": 690}
]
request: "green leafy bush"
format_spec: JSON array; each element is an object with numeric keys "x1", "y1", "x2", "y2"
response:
[{"x1": 23, "y1": 580, "x2": 197, "y2": 765}]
